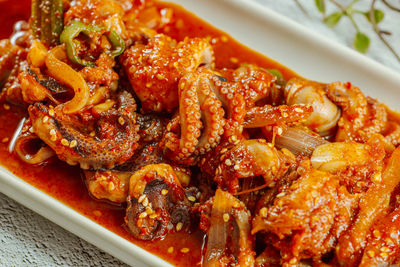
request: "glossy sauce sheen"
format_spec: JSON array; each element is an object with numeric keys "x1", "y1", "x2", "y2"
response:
[{"x1": 0, "y1": 1, "x2": 296, "y2": 266}]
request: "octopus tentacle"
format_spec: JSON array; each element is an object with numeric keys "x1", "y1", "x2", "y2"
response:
[
  {"x1": 384, "y1": 122, "x2": 400, "y2": 146},
  {"x1": 195, "y1": 77, "x2": 226, "y2": 154},
  {"x1": 28, "y1": 91, "x2": 139, "y2": 169},
  {"x1": 243, "y1": 104, "x2": 313, "y2": 128},
  {"x1": 363, "y1": 97, "x2": 387, "y2": 134},
  {"x1": 214, "y1": 139, "x2": 291, "y2": 193},
  {"x1": 326, "y1": 82, "x2": 369, "y2": 141},
  {"x1": 326, "y1": 82, "x2": 389, "y2": 142},
  {"x1": 120, "y1": 34, "x2": 214, "y2": 113},
  {"x1": 208, "y1": 73, "x2": 246, "y2": 137},
  {"x1": 221, "y1": 64, "x2": 276, "y2": 107},
  {"x1": 163, "y1": 69, "x2": 226, "y2": 164}
]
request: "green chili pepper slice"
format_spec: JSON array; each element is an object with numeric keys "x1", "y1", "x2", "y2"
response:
[{"x1": 60, "y1": 21, "x2": 125, "y2": 67}]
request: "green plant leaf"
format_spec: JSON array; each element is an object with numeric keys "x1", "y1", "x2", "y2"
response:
[
  {"x1": 323, "y1": 12, "x2": 343, "y2": 27},
  {"x1": 364, "y1": 9, "x2": 385, "y2": 24},
  {"x1": 315, "y1": 0, "x2": 325, "y2": 13},
  {"x1": 353, "y1": 32, "x2": 370, "y2": 53}
]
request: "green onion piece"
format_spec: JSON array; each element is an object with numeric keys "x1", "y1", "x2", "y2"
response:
[
  {"x1": 31, "y1": 0, "x2": 64, "y2": 47},
  {"x1": 60, "y1": 21, "x2": 125, "y2": 67},
  {"x1": 266, "y1": 69, "x2": 283, "y2": 79},
  {"x1": 50, "y1": 0, "x2": 64, "y2": 45}
]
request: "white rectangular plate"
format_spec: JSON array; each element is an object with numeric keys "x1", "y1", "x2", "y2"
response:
[{"x1": 1, "y1": 0, "x2": 400, "y2": 266}]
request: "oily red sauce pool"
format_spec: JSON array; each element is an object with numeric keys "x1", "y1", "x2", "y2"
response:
[{"x1": 0, "y1": 1, "x2": 297, "y2": 266}]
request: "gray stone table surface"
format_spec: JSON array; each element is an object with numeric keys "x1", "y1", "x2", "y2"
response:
[{"x1": 1, "y1": 1, "x2": 399, "y2": 267}]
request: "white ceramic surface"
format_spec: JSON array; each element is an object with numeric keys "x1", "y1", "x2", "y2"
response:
[{"x1": 1, "y1": 0, "x2": 400, "y2": 266}]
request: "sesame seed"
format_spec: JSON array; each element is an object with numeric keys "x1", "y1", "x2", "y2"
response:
[
  {"x1": 108, "y1": 182, "x2": 115, "y2": 191},
  {"x1": 233, "y1": 202, "x2": 240, "y2": 208},
  {"x1": 50, "y1": 135, "x2": 57, "y2": 142},
  {"x1": 259, "y1": 207, "x2": 268, "y2": 217},
  {"x1": 276, "y1": 192, "x2": 285, "y2": 198},
  {"x1": 118, "y1": 117, "x2": 125, "y2": 126},
  {"x1": 176, "y1": 222, "x2": 183, "y2": 231},
  {"x1": 233, "y1": 164, "x2": 240, "y2": 170},
  {"x1": 180, "y1": 248, "x2": 189, "y2": 253},
  {"x1": 168, "y1": 247, "x2": 174, "y2": 253},
  {"x1": 50, "y1": 129, "x2": 56, "y2": 136},
  {"x1": 372, "y1": 172, "x2": 382, "y2": 183},
  {"x1": 215, "y1": 166, "x2": 221, "y2": 175},
  {"x1": 161, "y1": 189, "x2": 169, "y2": 195},
  {"x1": 2, "y1": 137, "x2": 9, "y2": 143},
  {"x1": 223, "y1": 213, "x2": 230, "y2": 222},
  {"x1": 138, "y1": 195, "x2": 146, "y2": 203},
  {"x1": 188, "y1": 196, "x2": 196, "y2": 202},
  {"x1": 294, "y1": 107, "x2": 303, "y2": 113},
  {"x1": 93, "y1": 210, "x2": 102, "y2": 217},
  {"x1": 49, "y1": 109, "x2": 55, "y2": 117},
  {"x1": 380, "y1": 246, "x2": 390, "y2": 253},
  {"x1": 220, "y1": 148, "x2": 228, "y2": 154},
  {"x1": 220, "y1": 36, "x2": 228, "y2": 42},
  {"x1": 139, "y1": 212, "x2": 148, "y2": 219},
  {"x1": 225, "y1": 159, "x2": 232, "y2": 166},
  {"x1": 3, "y1": 104, "x2": 10, "y2": 110},
  {"x1": 276, "y1": 127, "x2": 283, "y2": 135},
  {"x1": 289, "y1": 258, "x2": 297, "y2": 265},
  {"x1": 42, "y1": 116, "x2": 49, "y2": 123},
  {"x1": 145, "y1": 207, "x2": 153, "y2": 214},
  {"x1": 29, "y1": 127, "x2": 34, "y2": 133},
  {"x1": 380, "y1": 252, "x2": 388, "y2": 258},
  {"x1": 142, "y1": 197, "x2": 149, "y2": 207},
  {"x1": 373, "y1": 229, "x2": 381, "y2": 238},
  {"x1": 367, "y1": 250, "x2": 375, "y2": 258},
  {"x1": 89, "y1": 131, "x2": 96, "y2": 137},
  {"x1": 69, "y1": 140, "x2": 77, "y2": 148},
  {"x1": 98, "y1": 175, "x2": 107, "y2": 181},
  {"x1": 230, "y1": 57, "x2": 238, "y2": 64},
  {"x1": 149, "y1": 213, "x2": 157, "y2": 219},
  {"x1": 61, "y1": 139, "x2": 69, "y2": 146},
  {"x1": 156, "y1": 74, "x2": 164, "y2": 80}
]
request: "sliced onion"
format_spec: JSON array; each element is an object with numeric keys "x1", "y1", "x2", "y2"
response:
[
  {"x1": 14, "y1": 133, "x2": 55, "y2": 164},
  {"x1": 203, "y1": 189, "x2": 254, "y2": 266},
  {"x1": 203, "y1": 189, "x2": 230, "y2": 266},
  {"x1": 275, "y1": 127, "x2": 328, "y2": 156}
]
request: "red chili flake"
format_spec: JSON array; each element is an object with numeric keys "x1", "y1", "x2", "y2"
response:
[{"x1": 345, "y1": 82, "x2": 352, "y2": 89}]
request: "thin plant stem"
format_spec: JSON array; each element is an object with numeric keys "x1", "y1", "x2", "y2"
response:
[
  {"x1": 294, "y1": 0, "x2": 311, "y2": 18},
  {"x1": 369, "y1": 0, "x2": 400, "y2": 62},
  {"x1": 382, "y1": 0, "x2": 400, "y2": 12}
]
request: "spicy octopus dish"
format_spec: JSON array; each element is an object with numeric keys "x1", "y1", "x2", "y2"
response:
[{"x1": 1, "y1": 0, "x2": 400, "y2": 266}]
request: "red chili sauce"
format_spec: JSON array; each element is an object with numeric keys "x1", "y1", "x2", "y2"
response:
[{"x1": 0, "y1": 1, "x2": 296, "y2": 266}]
